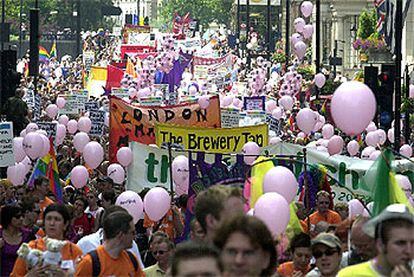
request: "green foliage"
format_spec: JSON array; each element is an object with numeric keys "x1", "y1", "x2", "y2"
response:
[
  {"x1": 357, "y1": 9, "x2": 377, "y2": 39},
  {"x1": 158, "y1": 0, "x2": 233, "y2": 29},
  {"x1": 297, "y1": 65, "x2": 315, "y2": 81},
  {"x1": 320, "y1": 79, "x2": 342, "y2": 95}
]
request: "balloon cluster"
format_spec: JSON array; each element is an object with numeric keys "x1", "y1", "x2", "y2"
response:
[
  {"x1": 156, "y1": 37, "x2": 177, "y2": 73},
  {"x1": 291, "y1": 1, "x2": 314, "y2": 60}
]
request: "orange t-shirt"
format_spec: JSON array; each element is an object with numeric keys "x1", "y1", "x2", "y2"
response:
[
  {"x1": 301, "y1": 210, "x2": 342, "y2": 233},
  {"x1": 75, "y1": 245, "x2": 145, "y2": 277},
  {"x1": 277, "y1": 261, "x2": 310, "y2": 277},
  {"x1": 143, "y1": 209, "x2": 183, "y2": 240},
  {"x1": 10, "y1": 237, "x2": 83, "y2": 277},
  {"x1": 38, "y1": 196, "x2": 54, "y2": 221}
]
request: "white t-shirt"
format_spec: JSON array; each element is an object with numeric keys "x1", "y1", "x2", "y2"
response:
[
  {"x1": 85, "y1": 206, "x2": 104, "y2": 219},
  {"x1": 76, "y1": 228, "x2": 144, "y2": 269}
]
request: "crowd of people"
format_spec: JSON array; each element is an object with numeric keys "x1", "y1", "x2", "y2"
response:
[{"x1": 0, "y1": 25, "x2": 412, "y2": 276}]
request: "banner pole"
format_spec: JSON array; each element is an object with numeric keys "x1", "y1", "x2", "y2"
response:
[
  {"x1": 168, "y1": 142, "x2": 174, "y2": 199},
  {"x1": 302, "y1": 148, "x2": 311, "y2": 234}
]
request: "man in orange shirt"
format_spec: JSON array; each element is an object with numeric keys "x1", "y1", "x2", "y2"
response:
[
  {"x1": 277, "y1": 233, "x2": 312, "y2": 277},
  {"x1": 34, "y1": 176, "x2": 54, "y2": 224},
  {"x1": 75, "y1": 211, "x2": 144, "y2": 277},
  {"x1": 302, "y1": 191, "x2": 342, "y2": 235}
]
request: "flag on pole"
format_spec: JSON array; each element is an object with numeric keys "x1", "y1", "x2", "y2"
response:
[
  {"x1": 50, "y1": 40, "x2": 57, "y2": 58},
  {"x1": 126, "y1": 57, "x2": 137, "y2": 78},
  {"x1": 39, "y1": 46, "x2": 50, "y2": 63}
]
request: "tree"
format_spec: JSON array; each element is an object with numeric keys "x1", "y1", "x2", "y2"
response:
[{"x1": 158, "y1": 0, "x2": 233, "y2": 29}]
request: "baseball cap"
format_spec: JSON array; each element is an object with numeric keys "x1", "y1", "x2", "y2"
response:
[
  {"x1": 311, "y1": 233, "x2": 342, "y2": 249},
  {"x1": 363, "y1": 204, "x2": 414, "y2": 238}
]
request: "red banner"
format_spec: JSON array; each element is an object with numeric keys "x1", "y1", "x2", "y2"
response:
[{"x1": 109, "y1": 96, "x2": 221, "y2": 161}]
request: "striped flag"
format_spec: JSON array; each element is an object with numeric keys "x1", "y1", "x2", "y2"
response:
[{"x1": 50, "y1": 40, "x2": 57, "y2": 58}]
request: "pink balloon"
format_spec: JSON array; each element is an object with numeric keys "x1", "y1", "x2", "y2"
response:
[
  {"x1": 56, "y1": 124, "x2": 66, "y2": 140},
  {"x1": 104, "y1": 113, "x2": 110, "y2": 127},
  {"x1": 327, "y1": 135, "x2": 344, "y2": 156},
  {"x1": 294, "y1": 18, "x2": 306, "y2": 33},
  {"x1": 387, "y1": 128, "x2": 395, "y2": 143},
  {"x1": 300, "y1": 1, "x2": 313, "y2": 17},
  {"x1": 302, "y1": 24, "x2": 314, "y2": 39},
  {"x1": 71, "y1": 165, "x2": 89, "y2": 189},
  {"x1": 395, "y1": 174, "x2": 412, "y2": 198},
  {"x1": 399, "y1": 144, "x2": 413, "y2": 157},
  {"x1": 20, "y1": 129, "x2": 26, "y2": 138},
  {"x1": 369, "y1": 150, "x2": 381, "y2": 160},
  {"x1": 73, "y1": 132, "x2": 90, "y2": 153},
  {"x1": 116, "y1": 191, "x2": 143, "y2": 224},
  {"x1": 56, "y1": 97, "x2": 66, "y2": 109},
  {"x1": 291, "y1": 33, "x2": 303, "y2": 46},
  {"x1": 242, "y1": 141, "x2": 260, "y2": 165},
  {"x1": 78, "y1": 117, "x2": 92, "y2": 133},
  {"x1": 22, "y1": 156, "x2": 32, "y2": 173},
  {"x1": 83, "y1": 141, "x2": 104, "y2": 169},
  {"x1": 263, "y1": 166, "x2": 298, "y2": 202},
  {"x1": 7, "y1": 163, "x2": 26, "y2": 186},
  {"x1": 294, "y1": 41, "x2": 307, "y2": 59},
  {"x1": 314, "y1": 73, "x2": 326, "y2": 88},
  {"x1": 233, "y1": 97, "x2": 243, "y2": 109},
  {"x1": 117, "y1": 147, "x2": 133, "y2": 167},
  {"x1": 279, "y1": 95, "x2": 294, "y2": 111},
  {"x1": 107, "y1": 163, "x2": 125, "y2": 184},
  {"x1": 13, "y1": 137, "x2": 26, "y2": 163},
  {"x1": 375, "y1": 129, "x2": 386, "y2": 145},
  {"x1": 313, "y1": 115, "x2": 325, "y2": 132},
  {"x1": 144, "y1": 187, "x2": 171, "y2": 221},
  {"x1": 348, "y1": 199, "x2": 364, "y2": 219},
  {"x1": 58, "y1": 115, "x2": 69, "y2": 126},
  {"x1": 331, "y1": 81, "x2": 376, "y2": 136},
  {"x1": 46, "y1": 104, "x2": 59, "y2": 119},
  {"x1": 26, "y1": 123, "x2": 38, "y2": 133},
  {"x1": 322, "y1": 124, "x2": 334, "y2": 139},
  {"x1": 23, "y1": 132, "x2": 44, "y2": 159},
  {"x1": 172, "y1": 155, "x2": 189, "y2": 196},
  {"x1": 272, "y1": 107, "x2": 284, "y2": 119},
  {"x1": 266, "y1": 100, "x2": 277, "y2": 114},
  {"x1": 410, "y1": 84, "x2": 414, "y2": 98},
  {"x1": 365, "y1": 122, "x2": 377, "y2": 132},
  {"x1": 269, "y1": 137, "x2": 282, "y2": 145},
  {"x1": 347, "y1": 140, "x2": 360, "y2": 157},
  {"x1": 221, "y1": 95, "x2": 233, "y2": 107},
  {"x1": 296, "y1": 108, "x2": 318, "y2": 134},
  {"x1": 198, "y1": 95, "x2": 210, "y2": 109},
  {"x1": 67, "y1": 120, "x2": 78, "y2": 134},
  {"x1": 39, "y1": 134, "x2": 50, "y2": 158},
  {"x1": 361, "y1": 146, "x2": 376, "y2": 159},
  {"x1": 365, "y1": 131, "x2": 380, "y2": 147},
  {"x1": 254, "y1": 192, "x2": 290, "y2": 236}
]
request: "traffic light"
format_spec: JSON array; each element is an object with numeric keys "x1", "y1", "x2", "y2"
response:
[{"x1": 377, "y1": 65, "x2": 396, "y2": 129}]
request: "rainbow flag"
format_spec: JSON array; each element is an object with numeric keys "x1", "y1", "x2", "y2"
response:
[
  {"x1": 39, "y1": 46, "x2": 50, "y2": 63},
  {"x1": 50, "y1": 41, "x2": 57, "y2": 58},
  {"x1": 28, "y1": 140, "x2": 63, "y2": 203}
]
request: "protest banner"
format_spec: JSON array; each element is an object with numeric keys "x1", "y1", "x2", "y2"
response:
[
  {"x1": 139, "y1": 96, "x2": 163, "y2": 106},
  {"x1": 0, "y1": 122, "x2": 14, "y2": 167},
  {"x1": 111, "y1": 88, "x2": 129, "y2": 99},
  {"x1": 155, "y1": 123, "x2": 268, "y2": 153},
  {"x1": 37, "y1": 122, "x2": 58, "y2": 139},
  {"x1": 220, "y1": 108, "x2": 241, "y2": 128},
  {"x1": 83, "y1": 51, "x2": 95, "y2": 71},
  {"x1": 84, "y1": 102, "x2": 100, "y2": 112},
  {"x1": 266, "y1": 114, "x2": 282, "y2": 135},
  {"x1": 109, "y1": 95, "x2": 221, "y2": 161},
  {"x1": 243, "y1": 96, "x2": 266, "y2": 111},
  {"x1": 89, "y1": 110, "x2": 105, "y2": 136},
  {"x1": 33, "y1": 94, "x2": 42, "y2": 122}
]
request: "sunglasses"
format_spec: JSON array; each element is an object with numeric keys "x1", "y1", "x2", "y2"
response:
[
  {"x1": 318, "y1": 201, "x2": 330, "y2": 205},
  {"x1": 152, "y1": 250, "x2": 167, "y2": 256},
  {"x1": 312, "y1": 248, "x2": 338, "y2": 258}
]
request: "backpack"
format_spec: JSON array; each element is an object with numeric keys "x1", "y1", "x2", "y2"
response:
[{"x1": 88, "y1": 249, "x2": 139, "y2": 277}]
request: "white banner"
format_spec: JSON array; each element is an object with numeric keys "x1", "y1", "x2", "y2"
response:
[{"x1": 0, "y1": 122, "x2": 15, "y2": 167}]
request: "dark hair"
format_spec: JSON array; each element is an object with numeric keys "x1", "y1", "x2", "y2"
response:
[
  {"x1": 1, "y1": 205, "x2": 23, "y2": 228},
  {"x1": 103, "y1": 211, "x2": 133, "y2": 239},
  {"x1": 171, "y1": 242, "x2": 222, "y2": 276},
  {"x1": 194, "y1": 185, "x2": 242, "y2": 232},
  {"x1": 213, "y1": 214, "x2": 277, "y2": 277},
  {"x1": 289, "y1": 233, "x2": 311, "y2": 253},
  {"x1": 20, "y1": 195, "x2": 40, "y2": 213},
  {"x1": 102, "y1": 189, "x2": 116, "y2": 204},
  {"x1": 98, "y1": 205, "x2": 128, "y2": 228},
  {"x1": 74, "y1": 196, "x2": 88, "y2": 209},
  {"x1": 375, "y1": 218, "x2": 414, "y2": 244},
  {"x1": 43, "y1": 203, "x2": 71, "y2": 224}
]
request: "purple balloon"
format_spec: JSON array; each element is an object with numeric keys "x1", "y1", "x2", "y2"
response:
[
  {"x1": 58, "y1": 115, "x2": 69, "y2": 126},
  {"x1": 400, "y1": 144, "x2": 413, "y2": 157},
  {"x1": 294, "y1": 17, "x2": 306, "y2": 33},
  {"x1": 263, "y1": 166, "x2": 298, "y2": 202},
  {"x1": 56, "y1": 124, "x2": 66, "y2": 140},
  {"x1": 56, "y1": 97, "x2": 66, "y2": 109},
  {"x1": 71, "y1": 165, "x2": 89, "y2": 189},
  {"x1": 116, "y1": 191, "x2": 143, "y2": 224},
  {"x1": 291, "y1": 33, "x2": 303, "y2": 46},
  {"x1": 365, "y1": 131, "x2": 380, "y2": 147},
  {"x1": 67, "y1": 120, "x2": 78, "y2": 134},
  {"x1": 46, "y1": 104, "x2": 59, "y2": 119},
  {"x1": 83, "y1": 141, "x2": 104, "y2": 169},
  {"x1": 198, "y1": 95, "x2": 210, "y2": 109},
  {"x1": 144, "y1": 187, "x2": 171, "y2": 221},
  {"x1": 331, "y1": 82, "x2": 376, "y2": 136},
  {"x1": 314, "y1": 73, "x2": 326, "y2": 88},
  {"x1": 347, "y1": 140, "x2": 360, "y2": 156},
  {"x1": 254, "y1": 192, "x2": 290, "y2": 236},
  {"x1": 107, "y1": 163, "x2": 125, "y2": 184},
  {"x1": 116, "y1": 147, "x2": 133, "y2": 167},
  {"x1": 39, "y1": 134, "x2": 50, "y2": 158},
  {"x1": 348, "y1": 199, "x2": 364, "y2": 219},
  {"x1": 279, "y1": 95, "x2": 294, "y2": 111}
]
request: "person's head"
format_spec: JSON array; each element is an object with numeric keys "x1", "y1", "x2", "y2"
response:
[
  {"x1": 311, "y1": 221, "x2": 329, "y2": 238},
  {"x1": 97, "y1": 176, "x2": 113, "y2": 192},
  {"x1": 43, "y1": 203, "x2": 71, "y2": 240},
  {"x1": 334, "y1": 202, "x2": 348, "y2": 220},
  {"x1": 213, "y1": 214, "x2": 277, "y2": 277},
  {"x1": 1, "y1": 205, "x2": 24, "y2": 229},
  {"x1": 0, "y1": 179, "x2": 13, "y2": 199},
  {"x1": 101, "y1": 189, "x2": 116, "y2": 209},
  {"x1": 190, "y1": 218, "x2": 205, "y2": 242},
  {"x1": 369, "y1": 204, "x2": 414, "y2": 271},
  {"x1": 194, "y1": 185, "x2": 244, "y2": 240},
  {"x1": 15, "y1": 186, "x2": 26, "y2": 201},
  {"x1": 289, "y1": 233, "x2": 312, "y2": 271},
  {"x1": 316, "y1": 191, "x2": 331, "y2": 214},
  {"x1": 73, "y1": 196, "x2": 88, "y2": 216},
  {"x1": 103, "y1": 211, "x2": 135, "y2": 249},
  {"x1": 86, "y1": 189, "x2": 98, "y2": 207},
  {"x1": 63, "y1": 186, "x2": 75, "y2": 204},
  {"x1": 16, "y1": 87, "x2": 24, "y2": 98},
  {"x1": 170, "y1": 242, "x2": 223, "y2": 277},
  {"x1": 151, "y1": 236, "x2": 174, "y2": 267},
  {"x1": 34, "y1": 176, "x2": 50, "y2": 198},
  {"x1": 311, "y1": 233, "x2": 343, "y2": 277},
  {"x1": 20, "y1": 195, "x2": 41, "y2": 227},
  {"x1": 98, "y1": 205, "x2": 127, "y2": 229},
  {"x1": 349, "y1": 216, "x2": 375, "y2": 260}
]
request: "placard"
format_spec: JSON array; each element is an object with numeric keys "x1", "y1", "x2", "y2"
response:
[
  {"x1": 89, "y1": 110, "x2": 105, "y2": 136},
  {"x1": 111, "y1": 88, "x2": 129, "y2": 99},
  {"x1": 139, "y1": 96, "x2": 163, "y2": 106},
  {"x1": 164, "y1": 90, "x2": 178, "y2": 105},
  {"x1": 83, "y1": 51, "x2": 95, "y2": 71},
  {"x1": 37, "y1": 122, "x2": 58, "y2": 139},
  {"x1": 220, "y1": 108, "x2": 241, "y2": 128},
  {"x1": 85, "y1": 102, "x2": 100, "y2": 112},
  {"x1": 266, "y1": 115, "x2": 282, "y2": 135},
  {"x1": 0, "y1": 122, "x2": 14, "y2": 166},
  {"x1": 59, "y1": 95, "x2": 82, "y2": 115},
  {"x1": 243, "y1": 96, "x2": 266, "y2": 111}
]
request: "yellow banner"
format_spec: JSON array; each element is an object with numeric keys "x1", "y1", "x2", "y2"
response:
[{"x1": 155, "y1": 123, "x2": 268, "y2": 153}]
